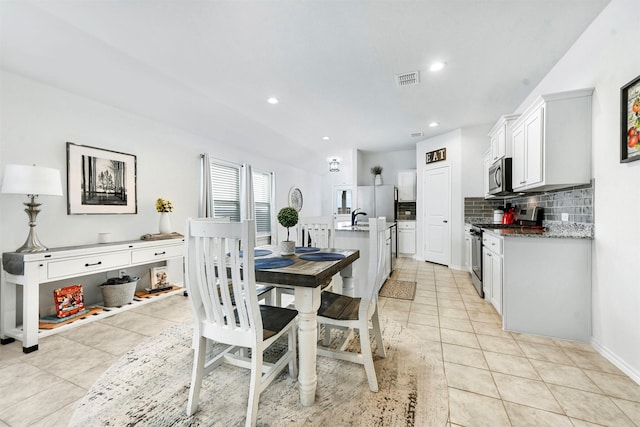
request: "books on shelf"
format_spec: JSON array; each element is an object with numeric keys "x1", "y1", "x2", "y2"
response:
[
  {"x1": 53, "y1": 284, "x2": 85, "y2": 318},
  {"x1": 150, "y1": 266, "x2": 169, "y2": 290}
]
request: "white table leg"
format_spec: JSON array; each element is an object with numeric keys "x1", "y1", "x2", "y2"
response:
[
  {"x1": 340, "y1": 264, "x2": 356, "y2": 297},
  {"x1": 294, "y1": 286, "x2": 321, "y2": 406},
  {"x1": 22, "y1": 277, "x2": 39, "y2": 352},
  {"x1": 0, "y1": 273, "x2": 17, "y2": 345}
]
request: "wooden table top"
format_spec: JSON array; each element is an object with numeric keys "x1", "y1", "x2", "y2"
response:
[{"x1": 252, "y1": 246, "x2": 359, "y2": 288}]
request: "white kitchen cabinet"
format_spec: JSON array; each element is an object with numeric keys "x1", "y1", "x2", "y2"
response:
[
  {"x1": 482, "y1": 232, "x2": 503, "y2": 315},
  {"x1": 511, "y1": 88, "x2": 593, "y2": 192},
  {"x1": 464, "y1": 225, "x2": 472, "y2": 273},
  {"x1": 397, "y1": 170, "x2": 417, "y2": 202},
  {"x1": 488, "y1": 114, "x2": 520, "y2": 162},
  {"x1": 397, "y1": 221, "x2": 416, "y2": 255}
]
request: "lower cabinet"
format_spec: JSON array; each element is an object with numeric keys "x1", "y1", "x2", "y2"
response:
[
  {"x1": 464, "y1": 227, "x2": 472, "y2": 273},
  {"x1": 482, "y1": 232, "x2": 503, "y2": 315},
  {"x1": 397, "y1": 221, "x2": 416, "y2": 255}
]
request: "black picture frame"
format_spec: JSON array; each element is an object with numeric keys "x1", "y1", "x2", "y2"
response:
[
  {"x1": 66, "y1": 142, "x2": 138, "y2": 214},
  {"x1": 621, "y1": 75, "x2": 640, "y2": 163}
]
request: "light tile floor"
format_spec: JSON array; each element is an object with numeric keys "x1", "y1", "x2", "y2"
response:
[{"x1": 1, "y1": 258, "x2": 639, "y2": 426}]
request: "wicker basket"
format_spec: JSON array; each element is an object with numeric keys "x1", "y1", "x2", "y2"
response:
[{"x1": 100, "y1": 277, "x2": 138, "y2": 307}]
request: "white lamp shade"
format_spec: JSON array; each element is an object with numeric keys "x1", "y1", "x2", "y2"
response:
[{"x1": 1, "y1": 164, "x2": 63, "y2": 196}]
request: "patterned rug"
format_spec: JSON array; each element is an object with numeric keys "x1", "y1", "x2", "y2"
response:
[
  {"x1": 69, "y1": 318, "x2": 447, "y2": 427},
  {"x1": 379, "y1": 280, "x2": 417, "y2": 300}
]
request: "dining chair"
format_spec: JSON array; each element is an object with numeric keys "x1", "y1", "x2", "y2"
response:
[
  {"x1": 297, "y1": 215, "x2": 335, "y2": 248},
  {"x1": 275, "y1": 215, "x2": 335, "y2": 306},
  {"x1": 188, "y1": 217, "x2": 274, "y2": 303},
  {"x1": 315, "y1": 217, "x2": 387, "y2": 392},
  {"x1": 184, "y1": 218, "x2": 298, "y2": 426}
]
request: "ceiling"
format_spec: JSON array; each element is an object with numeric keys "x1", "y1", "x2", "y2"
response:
[{"x1": 0, "y1": 0, "x2": 610, "y2": 174}]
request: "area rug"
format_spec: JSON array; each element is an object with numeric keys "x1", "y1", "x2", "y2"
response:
[
  {"x1": 69, "y1": 318, "x2": 447, "y2": 427},
  {"x1": 379, "y1": 280, "x2": 417, "y2": 300}
]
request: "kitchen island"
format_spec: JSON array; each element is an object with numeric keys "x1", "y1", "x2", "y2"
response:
[{"x1": 334, "y1": 222, "x2": 396, "y2": 296}]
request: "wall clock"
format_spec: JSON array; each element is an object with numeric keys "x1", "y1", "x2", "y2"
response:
[{"x1": 288, "y1": 187, "x2": 303, "y2": 212}]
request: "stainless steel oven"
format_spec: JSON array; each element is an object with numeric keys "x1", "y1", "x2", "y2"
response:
[{"x1": 469, "y1": 225, "x2": 484, "y2": 298}]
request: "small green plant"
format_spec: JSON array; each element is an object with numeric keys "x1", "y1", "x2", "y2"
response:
[
  {"x1": 277, "y1": 206, "x2": 298, "y2": 241},
  {"x1": 371, "y1": 165, "x2": 383, "y2": 175}
]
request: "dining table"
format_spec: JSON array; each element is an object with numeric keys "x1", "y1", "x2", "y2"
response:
[{"x1": 251, "y1": 245, "x2": 360, "y2": 407}]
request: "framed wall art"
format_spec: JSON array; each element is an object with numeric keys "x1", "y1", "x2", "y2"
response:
[
  {"x1": 67, "y1": 142, "x2": 137, "y2": 214},
  {"x1": 621, "y1": 75, "x2": 640, "y2": 163}
]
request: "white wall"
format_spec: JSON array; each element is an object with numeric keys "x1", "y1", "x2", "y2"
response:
[
  {"x1": 0, "y1": 71, "x2": 322, "y2": 253},
  {"x1": 416, "y1": 129, "x2": 463, "y2": 269},
  {"x1": 356, "y1": 149, "x2": 416, "y2": 187},
  {"x1": 513, "y1": 0, "x2": 640, "y2": 381},
  {"x1": 461, "y1": 124, "x2": 492, "y2": 198}
]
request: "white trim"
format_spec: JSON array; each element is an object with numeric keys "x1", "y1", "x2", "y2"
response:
[{"x1": 591, "y1": 338, "x2": 640, "y2": 385}]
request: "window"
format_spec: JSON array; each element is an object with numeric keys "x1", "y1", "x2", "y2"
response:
[
  {"x1": 252, "y1": 169, "x2": 273, "y2": 237},
  {"x1": 208, "y1": 159, "x2": 274, "y2": 242},
  {"x1": 210, "y1": 161, "x2": 241, "y2": 222}
]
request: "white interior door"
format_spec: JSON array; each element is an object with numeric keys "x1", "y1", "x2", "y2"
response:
[{"x1": 423, "y1": 165, "x2": 450, "y2": 265}]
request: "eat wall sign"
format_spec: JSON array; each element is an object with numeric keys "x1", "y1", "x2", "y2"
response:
[{"x1": 426, "y1": 148, "x2": 446, "y2": 164}]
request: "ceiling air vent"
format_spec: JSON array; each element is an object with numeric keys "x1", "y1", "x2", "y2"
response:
[
  {"x1": 395, "y1": 71, "x2": 420, "y2": 87},
  {"x1": 410, "y1": 131, "x2": 424, "y2": 138}
]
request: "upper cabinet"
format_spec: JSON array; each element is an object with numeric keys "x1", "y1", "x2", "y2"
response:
[
  {"x1": 488, "y1": 114, "x2": 520, "y2": 163},
  {"x1": 511, "y1": 88, "x2": 593, "y2": 192},
  {"x1": 398, "y1": 170, "x2": 417, "y2": 201}
]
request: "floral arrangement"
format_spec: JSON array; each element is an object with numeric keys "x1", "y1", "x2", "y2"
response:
[
  {"x1": 371, "y1": 165, "x2": 383, "y2": 175},
  {"x1": 155, "y1": 198, "x2": 174, "y2": 213}
]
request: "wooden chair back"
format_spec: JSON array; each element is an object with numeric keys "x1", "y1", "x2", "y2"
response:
[
  {"x1": 185, "y1": 218, "x2": 261, "y2": 348},
  {"x1": 363, "y1": 217, "x2": 387, "y2": 302},
  {"x1": 298, "y1": 216, "x2": 335, "y2": 248}
]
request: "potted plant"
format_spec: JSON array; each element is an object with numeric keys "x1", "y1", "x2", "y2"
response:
[
  {"x1": 371, "y1": 165, "x2": 383, "y2": 185},
  {"x1": 277, "y1": 206, "x2": 298, "y2": 255}
]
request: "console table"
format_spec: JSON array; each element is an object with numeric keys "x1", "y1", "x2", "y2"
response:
[{"x1": 1, "y1": 238, "x2": 184, "y2": 353}]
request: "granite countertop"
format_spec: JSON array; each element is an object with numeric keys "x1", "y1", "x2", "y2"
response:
[
  {"x1": 466, "y1": 218, "x2": 594, "y2": 239},
  {"x1": 335, "y1": 222, "x2": 396, "y2": 232}
]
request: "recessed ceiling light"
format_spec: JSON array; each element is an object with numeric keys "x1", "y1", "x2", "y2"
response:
[
  {"x1": 429, "y1": 62, "x2": 445, "y2": 72},
  {"x1": 267, "y1": 97, "x2": 279, "y2": 104},
  {"x1": 322, "y1": 136, "x2": 330, "y2": 141},
  {"x1": 429, "y1": 122, "x2": 439, "y2": 127}
]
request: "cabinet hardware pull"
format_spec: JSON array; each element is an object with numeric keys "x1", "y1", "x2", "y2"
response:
[
  {"x1": 85, "y1": 261, "x2": 102, "y2": 267},
  {"x1": 520, "y1": 181, "x2": 526, "y2": 184},
  {"x1": 443, "y1": 220, "x2": 448, "y2": 223},
  {"x1": 154, "y1": 251, "x2": 166, "y2": 256}
]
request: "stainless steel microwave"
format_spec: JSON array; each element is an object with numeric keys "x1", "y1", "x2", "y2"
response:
[{"x1": 488, "y1": 157, "x2": 512, "y2": 196}]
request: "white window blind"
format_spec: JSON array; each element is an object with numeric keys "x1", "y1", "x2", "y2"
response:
[
  {"x1": 208, "y1": 159, "x2": 274, "y2": 241},
  {"x1": 253, "y1": 169, "x2": 272, "y2": 235},
  {"x1": 210, "y1": 161, "x2": 241, "y2": 222}
]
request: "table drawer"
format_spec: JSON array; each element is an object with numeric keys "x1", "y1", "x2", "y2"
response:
[
  {"x1": 131, "y1": 245, "x2": 183, "y2": 264},
  {"x1": 47, "y1": 252, "x2": 130, "y2": 279}
]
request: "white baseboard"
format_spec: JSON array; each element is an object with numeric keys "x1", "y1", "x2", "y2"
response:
[{"x1": 591, "y1": 338, "x2": 640, "y2": 385}]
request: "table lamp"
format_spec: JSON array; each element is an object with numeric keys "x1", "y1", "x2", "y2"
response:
[{"x1": 1, "y1": 164, "x2": 63, "y2": 253}]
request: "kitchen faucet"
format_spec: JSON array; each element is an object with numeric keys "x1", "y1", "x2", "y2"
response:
[{"x1": 351, "y1": 208, "x2": 368, "y2": 226}]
